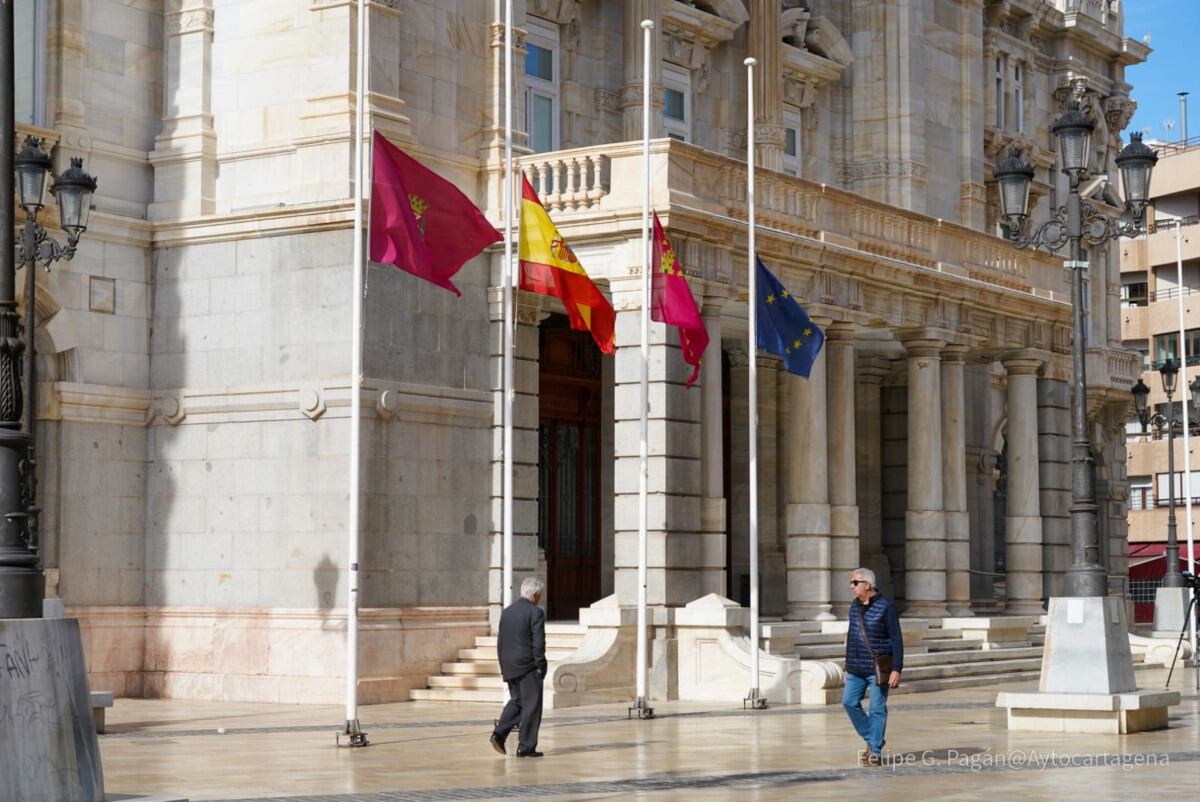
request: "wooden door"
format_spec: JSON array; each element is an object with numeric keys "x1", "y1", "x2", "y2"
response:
[{"x1": 538, "y1": 321, "x2": 602, "y2": 619}]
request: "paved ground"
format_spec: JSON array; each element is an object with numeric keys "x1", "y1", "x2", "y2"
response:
[{"x1": 101, "y1": 666, "x2": 1200, "y2": 802}]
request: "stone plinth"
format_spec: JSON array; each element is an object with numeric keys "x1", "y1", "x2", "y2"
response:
[
  {"x1": 996, "y1": 597, "x2": 1179, "y2": 733},
  {"x1": 941, "y1": 616, "x2": 1037, "y2": 650},
  {"x1": 1151, "y1": 586, "x2": 1192, "y2": 637},
  {"x1": 675, "y1": 594, "x2": 843, "y2": 705},
  {"x1": 996, "y1": 689, "x2": 1180, "y2": 734},
  {"x1": 0, "y1": 618, "x2": 104, "y2": 802}
]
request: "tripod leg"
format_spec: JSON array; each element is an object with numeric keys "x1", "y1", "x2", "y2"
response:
[{"x1": 1166, "y1": 597, "x2": 1196, "y2": 687}]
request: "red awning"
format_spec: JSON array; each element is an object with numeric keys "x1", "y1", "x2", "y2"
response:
[{"x1": 1128, "y1": 542, "x2": 1200, "y2": 573}]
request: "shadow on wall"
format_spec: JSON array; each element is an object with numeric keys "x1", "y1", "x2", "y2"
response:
[{"x1": 314, "y1": 553, "x2": 340, "y2": 628}]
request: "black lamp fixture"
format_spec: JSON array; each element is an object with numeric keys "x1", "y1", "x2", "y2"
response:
[
  {"x1": 1132, "y1": 376, "x2": 1151, "y2": 429},
  {"x1": 1160, "y1": 357, "x2": 1180, "y2": 397},
  {"x1": 14, "y1": 135, "x2": 53, "y2": 212},
  {"x1": 997, "y1": 97, "x2": 1160, "y2": 600},
  {"x1": 51, "y1": 157, "x2": 99, "y2": 238},
  {"x1": 1049, "y1": 100, "x2": 1095, "y2": 179}
]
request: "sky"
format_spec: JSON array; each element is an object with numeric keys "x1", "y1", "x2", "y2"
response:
[{"x1": 1125, "y1": 0, "x2": 1200, "y2": 143}]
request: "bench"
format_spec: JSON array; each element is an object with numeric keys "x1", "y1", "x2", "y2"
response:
[{"x1": 90, "y1": 691, "x2": 114, "y2": 734}]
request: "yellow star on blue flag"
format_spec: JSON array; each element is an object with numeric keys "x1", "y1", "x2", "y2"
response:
[{"x1": 755, "y1": 257, "x2": 824, "y2": 378}]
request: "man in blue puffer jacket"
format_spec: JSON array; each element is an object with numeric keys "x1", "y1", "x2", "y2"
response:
[{"x1": 843, "y1": 567, "x2": 903, "y2": 767}]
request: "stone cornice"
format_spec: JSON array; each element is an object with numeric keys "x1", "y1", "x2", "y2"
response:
[{"x1": 144, "y1": 380, "x2": 491, "y2": 428}]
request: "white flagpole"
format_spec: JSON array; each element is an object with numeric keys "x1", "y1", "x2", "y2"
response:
[
  {"x1": 502, "y1": 0, "x2": 515, "y2": 616},
  {"x1": 633, "y1": 18, "x2": 653, "y2": 719},
  {"x1": 342, "y1": 0, "x2": 367, "y2": 746},
  {"x1": 1175, "y1": 220, "x2": 1199, "y2": 668},
  {"x1": 744, "y1": 56, "x2": 763, "y2": 708}
]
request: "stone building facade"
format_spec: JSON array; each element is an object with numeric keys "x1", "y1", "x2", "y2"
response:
[{"x1": 12, "y1": 0, "x2": 1144, "y2": 702}]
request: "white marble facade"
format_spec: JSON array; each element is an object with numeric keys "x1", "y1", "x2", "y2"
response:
[{"x1": 14, "y1": 0, "x2": 1143, "y2": 702}]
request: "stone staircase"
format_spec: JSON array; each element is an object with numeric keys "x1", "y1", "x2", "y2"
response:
[
  {"x1": 410, "y1": 623, "x2": 587, "y2": 703},
  {"x1": 411, "y1": 615, "x2": 1159, "y2": 704},
  {"x1": 776, "y1": 619, "x2": 1048, "y2": 694}
]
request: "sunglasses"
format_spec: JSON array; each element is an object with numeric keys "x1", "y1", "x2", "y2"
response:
[{"x1": 850, "y1": 579, "x2": 867, "y2": 586}]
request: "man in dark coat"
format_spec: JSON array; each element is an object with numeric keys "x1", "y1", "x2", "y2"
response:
[
  {"x1": 490, "y1": 577, "x2": 547, "y2": 757},
  {"x1": 842, "y1": 567, "x2": 903, "y2": 767}
]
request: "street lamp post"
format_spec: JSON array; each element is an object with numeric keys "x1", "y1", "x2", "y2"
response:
[
  {"x1": 0, "y1": 126, "x2": 97, "y2": 620},
  {"x1": 995, "y1": 101, "x2": 1158, "y2": 599},
  {"x1": 1133, "y1": 362, "x2": 1186, "y2": 588}
]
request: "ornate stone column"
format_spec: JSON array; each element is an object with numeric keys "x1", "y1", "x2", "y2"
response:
[
  {"x1": 758, "y1": 356, "x2": 786, "y2": 615},
  {"x1": 749, "y1": 0, "x2": 785, "y2": 171},
  {"x1": 785, "y1": 324, "x2": 832, "y2": 620},
  {"x1": 621, "y1": 0, "x2": 663, "y2": 140},
  {"x1": 826, "y1": 324, "x2": 859, "y2": 613},
  {"x1": 699, "y1": 289, "x2": 730, "y2": 602},
  {"x1": 150, "y1": 0, "x2": 217, "y2": 220},
  {"x1": 487, "y1": 288, "x2": 541, "y2": 630},
  {"x1": 856, "y1": 356, "x2": 893, "y2": 595},
  {"x1": 942, "y1": 345, "x2": 972, "y2": 616},
  {"x1": 900, "y1": 333, "x2": 948, "y2": 618},
  {"x1": 1003, "y1": 353, "x2": 1045, "y2": 615},
  {"x1": 611, "y1": 275, "x2": 714, "y2": 607}
]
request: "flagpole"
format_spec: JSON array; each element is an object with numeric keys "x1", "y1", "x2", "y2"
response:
[
  {"x1": 1176, "y1": 220, "x2": 1199, "y2": 669},
  {"x1": 501, "y1": 0, "x2": 515, "y2": 619},
  {"x1": 341, "y1": 0, "x2": 368, "y2": 746},
  {"x1": 631, "y1": 17, "x2": 654, "y2": 721},
  {"x1": 744, "y1": 56, "x2": 765, "y2": 710}
]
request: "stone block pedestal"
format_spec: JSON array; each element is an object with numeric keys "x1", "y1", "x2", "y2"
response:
[
  {"x1": 1151, "y1": 586, "x2": 1192, "y2": 638},
  {"x1": 996, "y1": 689, "x2": 1180, "y2": 733},
  {"x1": 0, "y1": 618, "x2": 104, "y2": 802},
  {"x1": 996, "y1": 597, "x2": 1180, "y2": 733}
]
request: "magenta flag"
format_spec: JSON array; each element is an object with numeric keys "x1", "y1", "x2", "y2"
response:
[
  {"x1": 369, "y1": 131, "x2": 501, "y2": 295},
  {"x1": 651, "y1": 213, "x2": 710, "y2": 387}
]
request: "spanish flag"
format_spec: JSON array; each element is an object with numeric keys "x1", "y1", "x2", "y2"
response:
[{"x1": 519, "y1": 176, "x2": 616, "y2": 354}]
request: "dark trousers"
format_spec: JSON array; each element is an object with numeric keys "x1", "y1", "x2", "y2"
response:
[{"x1": 493, "y1": 670, "x2": 544, "y2": 753}]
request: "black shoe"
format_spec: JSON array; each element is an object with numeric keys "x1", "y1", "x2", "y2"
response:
[
  {"x1": 489, "y1": 734, "x2": 506, "y2": 755},
  {"x1": 516, "y1": 749, "x2": 544, "y2": 758}
]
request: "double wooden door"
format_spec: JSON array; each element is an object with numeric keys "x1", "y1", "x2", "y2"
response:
[{"x1": 538, "y1": 323, "x2": 602, "y2": 619}]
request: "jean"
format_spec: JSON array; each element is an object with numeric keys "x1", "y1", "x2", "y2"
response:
[{"x1": 842, "y1": 672, "x2": 888, "y2": 755}]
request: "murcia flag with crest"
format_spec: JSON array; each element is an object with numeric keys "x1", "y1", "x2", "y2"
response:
[
  {"x1": 651, "y1": 213, "x2": 709, "y2": 387},
  {"x1": 518, "y1": 175, "x2": 616, "y2": 354},
  {"x1": 369, "y1": 131, "x2": 501, "y2": 295}
]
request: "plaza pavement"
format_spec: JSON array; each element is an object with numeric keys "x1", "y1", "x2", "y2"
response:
[{"x1": 102, "y1": 666, "x2": 1200, "y2": 802}]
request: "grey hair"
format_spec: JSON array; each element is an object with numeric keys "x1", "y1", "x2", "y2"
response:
[
  {"x1": 520, "y1": 576, "x2": 545, "y2": 600},
  {"x1": 852, "y1": 567, "x2": 876, "y2": 588}
]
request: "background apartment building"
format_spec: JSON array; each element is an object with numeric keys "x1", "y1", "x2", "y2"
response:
[{"x1": 1121, "y1": 140, "x2": 1200, "y2": 624}]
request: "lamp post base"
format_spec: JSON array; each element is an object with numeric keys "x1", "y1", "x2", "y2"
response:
[
  {"x1": 995, "y1": 596, "x2": 1180, "y2": 733},
  {"x1": 0, "y1": 567, "x2": 43, "y2": 619},
  {"x1": 1152, "y1": 586, "x2": 1192, "y2": 637}
]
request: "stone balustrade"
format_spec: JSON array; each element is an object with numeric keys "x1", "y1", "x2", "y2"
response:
[
  {"x1": 519, "y1": 149, "x2": 610, "y2": 213},
  {"x1": 498, "y1": 139, "x2": 1066, "y2": 301}
]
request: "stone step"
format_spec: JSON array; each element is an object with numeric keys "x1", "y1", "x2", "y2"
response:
[
  {"x1": 894, "y1": 670, "x2": 1041, "y2": 694},
  {"x1": 793, "y1": 632, "x2": 849, "y2": 646},
  {"x1": 546, "y1": 623, "x2": 588, "y2": 635},
  {"x1": 457, "y1": 646, "x2": 576, "y2": 661},
  {"x1": 903, "y1": 647, "x2": 1042, "y2": 666},
  {"x1": 440, "y1": 662, "x2": 502, "y2": 675},
  {"x1": 900, "y1": 657, "x2": 1043, "y2": 681},
  {"x1": 792, "y1": 644, "x2": 846, "y2": 659},
  {"x1": 923, "y1": 638, "x2": 982, "y2": 652},
  {"x1": 410, "y1": 688, "x2": 503, "y2": 704},
  {"x1": 428, "y1": 675, "x2": 505, "y2": 690},
  {"x1": 474, "y1": 635, "x2": 583, "y2": 649}
]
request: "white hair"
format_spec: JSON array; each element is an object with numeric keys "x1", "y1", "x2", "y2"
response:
[
  {"x1": 852, "y1": 567, "x2": 876, "y2": 588},
  {"x1": 520, "y1": 576, "x2": 545, "y2": 600}
]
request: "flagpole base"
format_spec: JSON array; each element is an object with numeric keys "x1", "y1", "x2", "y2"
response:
[
  {"x1": 744, "y1": 689, "x2": 768, "y2": 710},
  {"x1": 336, "y1": 719, "x2": 369, "y2": 748},
  {"x1": 628, "y1": 697, "x2": 655, "y2": 720}
]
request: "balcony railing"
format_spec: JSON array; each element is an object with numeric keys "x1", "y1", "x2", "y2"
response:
[
  {"x1": 1148, "y1": 215, "x2": 1200, "y2": 235},
  {"x1": 1149, "y1": 285, "x2": 1200, "y2": 303},
  {"x1": 500, "y1": 139, "x2": 1064, "y2": 297}
]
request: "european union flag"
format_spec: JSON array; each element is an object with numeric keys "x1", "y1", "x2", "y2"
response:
[{"x1": 756, "y1": 257, "x2": 824, "y2": 378}]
